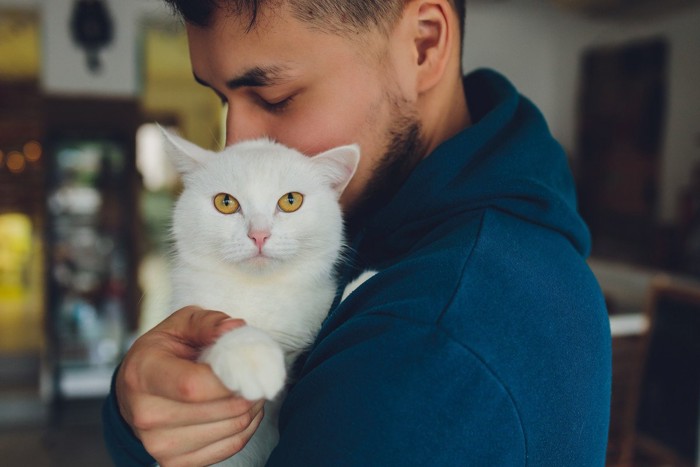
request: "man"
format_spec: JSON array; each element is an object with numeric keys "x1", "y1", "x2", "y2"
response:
[{"x1": 103, "y1": 0, "x2": 612, "y2": 465}]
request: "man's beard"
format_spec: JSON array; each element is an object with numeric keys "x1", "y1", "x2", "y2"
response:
[{"x1": 346, "y1": 96, "x2": 426, "y2": 236}]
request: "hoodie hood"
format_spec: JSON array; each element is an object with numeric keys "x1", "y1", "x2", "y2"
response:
[{"x1": 354, "y1": 69, "x2": 590, "y2": 265}]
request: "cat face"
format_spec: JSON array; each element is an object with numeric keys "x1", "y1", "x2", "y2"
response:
[{"x1": 163, "y1": 130, "x2": 360, "y2": 274}]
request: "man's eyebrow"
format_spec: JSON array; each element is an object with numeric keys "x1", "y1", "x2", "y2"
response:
[
  {"x1": 225, "y1": 66, "x2": 291, "y2": 90},
  {"x1": 192, "y1": 66, "x2": 292, "y2": 91}
]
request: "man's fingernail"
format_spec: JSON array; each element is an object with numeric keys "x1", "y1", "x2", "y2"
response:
[{"x1": 220, "y1": 318, "x2": 246, "y2": 326}]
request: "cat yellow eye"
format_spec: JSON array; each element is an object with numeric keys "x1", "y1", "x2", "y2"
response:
[
  {"x1": 213, "y1": 193, "x2": 240, "y2": 214},
  {"x1": 278, "y1": 192, "x2": 304, "y2": 213}
]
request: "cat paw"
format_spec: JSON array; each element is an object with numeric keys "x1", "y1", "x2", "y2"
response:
[{"x1": 200, "y1": 326, "x2": 286, "y2": 401}]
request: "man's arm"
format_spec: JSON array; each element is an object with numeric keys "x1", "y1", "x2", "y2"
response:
[
  {"x1": 267, "y1": 314, "x2": 526, "y2": 466},
  {"x1": 102, "y1": 373, "x2": 157, "y2": 466},
  {"x1": 102, "y1": 307, "x2": 264, "y2": 467}
]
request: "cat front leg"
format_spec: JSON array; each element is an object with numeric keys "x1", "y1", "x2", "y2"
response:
[{"x1": 200, "y1": 326, "x2": 286, "y2": 401}]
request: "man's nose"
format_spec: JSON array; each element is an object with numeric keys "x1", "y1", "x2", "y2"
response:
[{"x1": 225, "y1": 106, "x2": 269, "y2": 145}]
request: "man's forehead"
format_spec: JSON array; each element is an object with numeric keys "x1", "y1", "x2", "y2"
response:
[
  {"x1": 185, "y1": 8, "x2": 304, "y2": 83},
  {"x1": 202, "y1": 0, "x2": 289, "y2": 34}
]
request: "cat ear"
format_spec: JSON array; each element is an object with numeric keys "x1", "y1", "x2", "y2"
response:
[
  {"x1": 312, "y1": 144, "x2": 361, "y2": 196},
  {"x1": 158, "y1": 124, "x2": 213, "y2": 175}
]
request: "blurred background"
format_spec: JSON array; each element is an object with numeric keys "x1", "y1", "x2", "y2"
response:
[{"x1": 0, "y1": 0, "x2": 698, "y2": 465}]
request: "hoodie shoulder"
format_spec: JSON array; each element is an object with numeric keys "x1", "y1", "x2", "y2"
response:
[{"x1": 358, "y1": 69, "x2": 591, "y2": 266}]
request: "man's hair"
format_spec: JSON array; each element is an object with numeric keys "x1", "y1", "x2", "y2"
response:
[{"x1": 163, "y1": 0, "x2": 466, "y2": 40}]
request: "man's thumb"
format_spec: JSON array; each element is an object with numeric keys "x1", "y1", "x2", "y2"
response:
[{"x1": 162, "y1": 306, "x2": 246, "y2": 349}]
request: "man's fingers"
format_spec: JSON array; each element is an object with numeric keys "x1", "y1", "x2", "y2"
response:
[
  {"x1": 116, "y1": 305, "x2": 259, "y2": 465},
  {"x1": 145, "y1": 352, "x2": 233, "y2": 402},
  {"x1": 125, "y1": 306, "x2": 249, "y2": 403},
  {"x1": 118, "y1": 336, "x2": 231, "y2": 406},
  {"x1": 158, "y1": 306, "x2": 246, "y2": 350},
  {"x1": 142, "y1": 404, "x2": 263, "y2": 465},
  {"x1": 131, "y1": 394, "x2": 264, "y2": 431},
  {"x1": 187, "y1": 409, "x2": 265, "y2": 465}
]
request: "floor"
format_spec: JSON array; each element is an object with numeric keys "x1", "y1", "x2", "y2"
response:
[
  {"x1": 0, "y1": 398, "x2": 112, "y2": 467},
  {"x1": 0, "y1": 400, "x2": 695, "y2": 466}
]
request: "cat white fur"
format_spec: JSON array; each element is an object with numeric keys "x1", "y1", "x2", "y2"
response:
[{"x1": 163, "y1": 129, "x2": 359, "y2": 467}]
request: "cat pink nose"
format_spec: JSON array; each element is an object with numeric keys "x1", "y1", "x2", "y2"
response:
[{"x1": 248, "y1": 230, "x2": 270, "y2": 250}]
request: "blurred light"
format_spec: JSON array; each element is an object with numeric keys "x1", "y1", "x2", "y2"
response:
[
  {"x1": 0, "y1": 149, "x2": 4, "y2": 167},
  {"x1": 0, "y1": 213, "x2": 32, "y2": 273},
  {"x1": 0, "y1": 213, "x2": 32, "y2": 301},
  {"x1": 23, "y1": 140, "x2": 42, "y2": 162},
  {"x1": 7, "y1": 151, "x2": 26, "y2": 174},
  {"x1": 136, "y1": 123, "x2": 178, "y2": 191}
]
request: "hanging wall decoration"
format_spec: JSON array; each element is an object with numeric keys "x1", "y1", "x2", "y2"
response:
[{"x1": 70, "y1": 0, "x2": 114, "y2": 73}]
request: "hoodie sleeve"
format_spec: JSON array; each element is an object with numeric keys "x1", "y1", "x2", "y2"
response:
[
  {"x1": 102, "y1": 367, "x2": 157, "y2": 467},
  {"x1": 266, "y1": 314, "x2": 527, "y2": 466}
]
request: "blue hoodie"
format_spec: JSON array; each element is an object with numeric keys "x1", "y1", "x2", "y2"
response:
[{"x1": 103, "y1": 69, "x2": 612, "y2": 466}]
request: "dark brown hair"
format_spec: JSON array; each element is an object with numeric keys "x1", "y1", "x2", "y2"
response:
[{"x1": 163, "y1": 0, "x2": 466, "y2": 40}]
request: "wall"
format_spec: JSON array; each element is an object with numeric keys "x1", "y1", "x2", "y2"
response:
[
  {"x1": 0, "y1": 0, "x2": 221, "y2": 148},
  {"x1": 140, "y1": 21, "x2": 223, "y2": 150},
  {"x1": 463, "y1": 0, "x2": 700, "y2": 224},
  {"x1": 0, "y1": 9, "x2": 39, "y2": 80},
  {"x1": 41, "y1": 0, "x2": 138, "y2": 97}
]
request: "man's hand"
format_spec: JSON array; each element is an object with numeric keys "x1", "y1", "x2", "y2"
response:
[{"x1": 116, "y1": 306, "x2": 264, "y2": 467}]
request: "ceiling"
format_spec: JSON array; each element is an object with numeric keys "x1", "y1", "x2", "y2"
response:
[
  {"x1": 549, "y1": 0, "x2": 700, "y2": 18},
  {"x1": 471, "y1": 0, "x2": 700, "y2": 20}
]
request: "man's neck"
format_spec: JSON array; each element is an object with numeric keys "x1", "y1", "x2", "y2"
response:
[{"x1": 420, "y1": 70, "x2": 471, "y2": 158}]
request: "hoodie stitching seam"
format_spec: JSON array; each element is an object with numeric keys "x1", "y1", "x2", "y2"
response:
[{"x1": 437, "y1": 209, "x2": 529, "y2": 466}]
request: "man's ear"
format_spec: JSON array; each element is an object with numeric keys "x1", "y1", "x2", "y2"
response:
[{"x1": 412, "y1": 1, "x2": 454, "y2": 94}]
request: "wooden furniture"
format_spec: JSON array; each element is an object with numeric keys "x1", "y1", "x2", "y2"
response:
[
  {"x1": 607, "y1": 274, "x2": 700, "y2": 466},
  {"x1": 634, "y1": 276, "x2": 700, "y2": 466},
  {"x1": 606, "y1": 276, "x2": 659, "y2": 466}
]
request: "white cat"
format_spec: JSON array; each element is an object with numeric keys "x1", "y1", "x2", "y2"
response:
[{"x1": 163, "y1": 129, "x2": 360, "y2": 467}]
